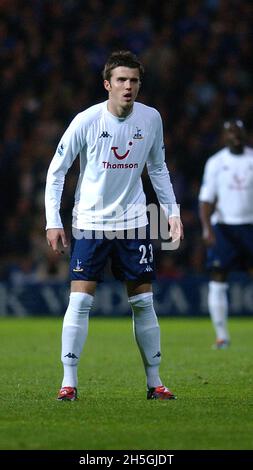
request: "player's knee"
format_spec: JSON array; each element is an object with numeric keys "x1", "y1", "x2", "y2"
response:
[
  {"x1": 66, "y1": 292, "x2": 94, "y2": 317},
  {"x1": 209, "y1": 280, "x2": 228, "y2": 293},
  {"x1": 129, "y1": 292, "x2": 159, "y2": 326},
  {"x1": 129, "y1": 292, "x2": 153, "y2": 311}
]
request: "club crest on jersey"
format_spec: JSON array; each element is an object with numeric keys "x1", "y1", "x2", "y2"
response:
[
  {"x1": 133, "y1": 127, "x2": 143, "y2": 139},
  {"x1": 73, "y1": 259, "x2": 84, "y2": 272},
  {"x1": 111, "y1": 141, "x2": 133, "y2": 159},
  {"x1": 229, "y1": 174, "x2": 247, "y2": 190}
]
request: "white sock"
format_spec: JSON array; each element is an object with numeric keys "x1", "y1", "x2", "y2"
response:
[
  {"x1": 208, "y1": 281, "x2": 229, "y2": 341},
  {"x1": 129, "y1": 292, "x2": 162, "y2": 389},
  {"x1": 61, "y1": 292, "x2": 94, "y2": 388}
]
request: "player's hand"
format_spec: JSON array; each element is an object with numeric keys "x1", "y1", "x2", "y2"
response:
[
  {"x1": 168, "y1": 216, "x2": 184, "y2": 242},
  {"x1": 46, "y1": 228, "x2": 68, "y2": 255},
  {"x1": 202, "y1": 226, "x2": 216, "y2": 246}
]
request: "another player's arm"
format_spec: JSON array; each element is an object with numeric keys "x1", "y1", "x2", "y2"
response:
[
  {"x1": 45, "y1": 114, "x2": 84, "y2": 254},
  {"x1": 146, "y1": 112, "x2": 184, "y2": 242},
  {"x1": 198, "y1": 157, "x2": 218, "y2": 246},
  {"x1": 199, "y1": 200, "x2": 216, "y2": 246}
]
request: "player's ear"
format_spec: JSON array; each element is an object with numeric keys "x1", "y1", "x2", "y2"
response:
[{"x1": 104, "y1": 80, "x2": 111, "y2": 92}]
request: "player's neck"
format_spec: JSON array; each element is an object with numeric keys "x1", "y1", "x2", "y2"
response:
[
  {"x1": 229, "y1": 146, "x2": 244, "y2": 155},
  {"x1": 107, "y1": 101, "x2": 133, "y2": 119}
]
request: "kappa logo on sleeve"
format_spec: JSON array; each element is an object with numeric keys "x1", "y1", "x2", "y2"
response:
[{"x1": 57, "y1": 142, "x2": 66, "y2": 156}]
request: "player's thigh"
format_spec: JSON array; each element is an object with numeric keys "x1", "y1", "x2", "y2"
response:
[
  {"x1": 111, "y1": 230, "x2": 156, "y2": 283},
  {"x1": 71, "y1": 280, "x2": 97, "y2": 295},
  {"x1": 210, "y1": 270, "x2": 228, "y2": 282},
  {"x1": 126, "y1": 280, "x2": 152, "y2": 297},
  {"x1": 237, "y1": 224, "x2": 253, "y2": 266},
  {"x1": 70, "y1": 234, "x2": 111, "y2": 281},
  {"x1": 206, "y1": 224, "x2": 237, "y2": 271}
]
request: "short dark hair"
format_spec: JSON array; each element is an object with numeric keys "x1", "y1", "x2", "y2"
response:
[{"x1": 102, "y1": 50, "x2": 144, "y2": 81}]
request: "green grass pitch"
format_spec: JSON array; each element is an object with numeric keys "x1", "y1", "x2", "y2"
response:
[{"x1": 0, "y1": 316, "x2": 253, "y2": 450}]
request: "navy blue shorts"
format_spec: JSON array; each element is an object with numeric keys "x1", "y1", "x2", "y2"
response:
[
  {"x1": 70, "y1": 227, "x2": 156, "y2": 282},
  {"x1": 206, "y1": 223, "x2": 253, "y2": 272}
]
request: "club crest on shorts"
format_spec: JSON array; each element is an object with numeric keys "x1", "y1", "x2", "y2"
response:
[{"x1": 73, "y1": 259, "x2": 84, "y2": 272}]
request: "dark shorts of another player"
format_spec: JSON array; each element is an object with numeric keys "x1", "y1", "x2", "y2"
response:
[
  {"x1": 206, "y1": 223, "x2": 253, "y2": 272},
  {"x1": 70, "y1": 226, "x2": 156, "y2": 282}
]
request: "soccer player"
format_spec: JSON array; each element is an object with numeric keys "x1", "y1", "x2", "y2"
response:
[
  {"x1": 199, "y1": 119, "x2": 253, "y2": 349},
  {"x1": 45, "y1": 50, "x2": 183, "y2": 401}
]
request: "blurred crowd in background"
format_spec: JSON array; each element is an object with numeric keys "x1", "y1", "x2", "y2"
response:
[{"x1": 1, "y1": 0, "x2": 253, "y2": 284}]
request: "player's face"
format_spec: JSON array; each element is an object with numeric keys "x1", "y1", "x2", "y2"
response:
[
  {"x1": 104, "y1": 66, "x2": 141, "y2": 115},
  {"x1": 225, "y1": 124, "x2": 246, "y2": 154}
]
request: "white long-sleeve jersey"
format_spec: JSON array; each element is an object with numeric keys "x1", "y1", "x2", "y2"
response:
[
  {"x1": 199, "y1": 146, "x2": 253, "y2": 224},
  {"x1": 45, "y1": 100, "x2": 179, "y2": 230}
]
